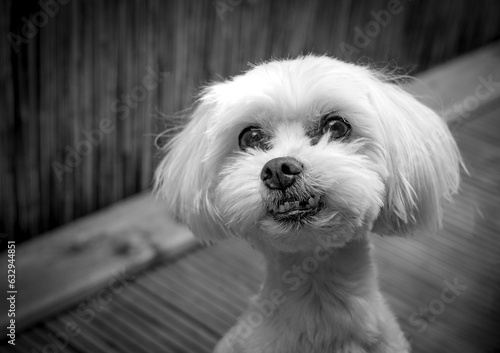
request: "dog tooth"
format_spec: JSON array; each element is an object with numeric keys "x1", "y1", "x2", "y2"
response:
[
  {"x1": 279, "y1": 204, "x2": 285, "y2": 213},
  {"x1": 284, "y1": 202, "x2": 290, "y2": 211},
  {"x1": 294, "y1": 201, "x2": 299, "y2": 208},
  {"x1": 308, "y1": 197, "x2": 315, "y2": 206}
]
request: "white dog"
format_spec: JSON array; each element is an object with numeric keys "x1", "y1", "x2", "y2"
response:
[{"x1": 155, "y1": 56, "x2": 462, "y2": 353}]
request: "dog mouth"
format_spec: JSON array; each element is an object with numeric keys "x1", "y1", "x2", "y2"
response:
[{"x1": 268, "y1": 194, "x2": 323, "y2": 221}]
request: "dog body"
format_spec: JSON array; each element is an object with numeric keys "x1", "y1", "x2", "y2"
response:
[
  {"x1": 213, "y1": 237, "x2": 409, "y2": 353},
  {"x1": 155, "y1": 56, "x2": 461, "y2": 352}
]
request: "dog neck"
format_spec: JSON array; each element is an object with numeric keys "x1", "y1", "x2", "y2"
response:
[
  {"x1": 257, "y1": 234, "x2": 377, "y2": 300},
  {"x1": 245, "y1": 234, "x2": 383, "y2": 350}
]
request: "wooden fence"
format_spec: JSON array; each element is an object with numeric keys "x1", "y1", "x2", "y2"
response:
[{"x1": 1, "y1": 0, "x2": 500, "y2": 244}]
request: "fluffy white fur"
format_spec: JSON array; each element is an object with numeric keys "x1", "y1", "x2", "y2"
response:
[{"x1": 155, "y1": 56, "x2": 461, "y2": 353}]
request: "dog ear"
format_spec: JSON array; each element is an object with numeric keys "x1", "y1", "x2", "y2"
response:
[
  {"x1": 368, "y1": 77, "x2": 462, "y2": 236},
  {"x1": 154, "y1": 95, "x2": 230, "y2": 242}
]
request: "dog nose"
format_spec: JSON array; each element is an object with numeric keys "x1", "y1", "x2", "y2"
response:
[{"x1": 260, "y1": 157, "x2": 303, "y2": 190}]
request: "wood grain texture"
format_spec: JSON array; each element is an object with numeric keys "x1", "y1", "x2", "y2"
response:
[{"x1": 0, "y1": 193, "x2": 197, "y2": 333}]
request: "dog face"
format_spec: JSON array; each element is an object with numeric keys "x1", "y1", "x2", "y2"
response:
[{"x1": 155, "y1": 56, "x2": 461, "y2": 252}]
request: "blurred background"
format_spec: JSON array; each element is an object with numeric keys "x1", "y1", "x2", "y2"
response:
[
  {"x1": 2, "y1": 0, "x2": 500, "y2": 244},
  {"x1": 1, "y1": 1, "x2": 500, "y2": 353}
]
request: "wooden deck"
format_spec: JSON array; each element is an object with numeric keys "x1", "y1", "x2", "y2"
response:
[{"x1": 2, "y1": 43, "x2": 500, "y2": 353}]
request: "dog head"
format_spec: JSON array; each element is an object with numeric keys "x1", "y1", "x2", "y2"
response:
[{"x1": 155, "y1": 56, "x2": 461, "y2": 252}]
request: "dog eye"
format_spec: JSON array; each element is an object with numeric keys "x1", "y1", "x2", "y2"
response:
[
  {"x1": 321, "y1": 114, "x2": 351, "y2": 140},
  {"x1": 239, "y1": 126, "x2": 269, "y2": 151}
]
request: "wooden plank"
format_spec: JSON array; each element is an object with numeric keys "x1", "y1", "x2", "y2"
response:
[
  {"x1": 0, "y1": 193, "x2": 197, "y2": 332},
  {"x1": 408, "y1": 41, "x2": 500, "y2": 123}
]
